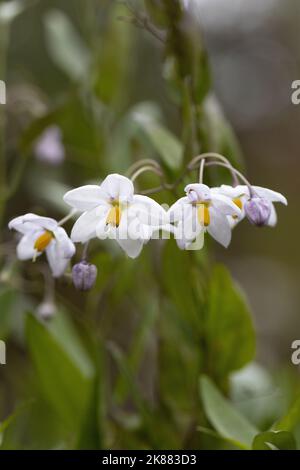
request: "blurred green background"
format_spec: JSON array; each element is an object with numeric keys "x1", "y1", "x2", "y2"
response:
[{"x1": 0, "y1": 0, "x2": 299, "y2": 450}]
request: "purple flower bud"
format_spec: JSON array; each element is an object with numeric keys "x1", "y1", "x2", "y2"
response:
[
  {"x1": 72, "y1": 261, "x2": 97, "y2": 291},
  {"x1": 244, "y1": 197, "x2": 271, "y2": 227}
]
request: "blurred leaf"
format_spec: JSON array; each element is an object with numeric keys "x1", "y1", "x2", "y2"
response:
[
  {"x1": 200, "y1": 375, "x2": 258, "y2": 449},
  {"x1": 114, "y1": 295, "x2": 159, "y2": 404},
  {"x1": 145, "y1": 0, "x2": 167, "y2": 28},
  {"x1": 44, "y1": 10, "x2": 90, "y2": 81},
  {"x1": 139, "y1": 121, "x2": 183, "y2": 170},
  {"x1": 0, "y1": 288, "x2": 15, "y2": 339},
  {"x1": 76, "y1": 348, "x2": 103, "y2": 450},
  {"x1": 28, "y1": 176, "x2": 71, "y2": 213},
  {"x1": 202, "y1": 95, "x2": 243, "y2": 168},
  {"x1": 131, "y1": 103, "x2": 183, "y2": 170},
  {"x1": 158, "y1": 300, "x2": 201, "y2": 421},
  {"x1": 0, "y1": 401, "x2": 33, "y2": 448},
  {"x1": 162, "y1": 240, "x2": 203, "y2": 339},
  {"x1": 108, "y1": 341, "x2": 146, "y2": 414},
  {"x1": 93, "y1": 2, "x2": 132, "y2": 106},
  {"x1": 252, "y1": 430, "x2": 297, "y2": 450},
  {"x1": 26, "y1": 312, "x2": 95, "y2": 434},
  {"x1": 274, "y1": 394, "x2": 300, "y2": 433},
  {"x1": 204, "y1": 265, "x2": 255, "y2": 380}
]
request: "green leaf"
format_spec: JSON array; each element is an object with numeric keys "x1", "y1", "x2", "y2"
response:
[
  {"x1": 140, "y1": 122, "x2": 183, "y2": 170},
  {"x1": 162, "y1": 240, "x2": 203, "y2": 339},
  {"x1": 93, "y1": 2, "x2": 132, "y2": 106},
  {"x1": 200, "y1": 375, "x2": 258, "y2": 449},
  {"x1": 202, "y1": 95, "x2": 243, "y2": 169},
  {"x1": 131, "y1": 104, "x2": 183, "y2": 170},
  {"x1": 0, "y1": 401, "x2": 33, "y2": 448},
  {"x1": 0, "y1": 288, "x2": 16, "y2": 339},
  {"x1": 144, "y1": 0, "x2": 167, "y2": 28},
  {"x1": 274, "y1": 394, "x2": 300, "y2": 433},
  {"x1": 26, "y1": 312, "x2": 95, "y2": 434},
  {"x1": 252, "y1": 431, "x2": 297, "y2": 450},
  {"x1": 204, "y1": 265, "x2": 255, "y2": 380},
  {"x1": 114, "y1": 296, "x2": 159, "y2": 404},
  {"x1": 44, "y1": 10, "x2": 90, "y2": 81}
]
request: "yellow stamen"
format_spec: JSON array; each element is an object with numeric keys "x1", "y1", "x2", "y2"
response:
[
  {"x1": 106, "y1": 204, "x2": 121, "y2": 227},
  {"x1": 34, "y1": 230, "x2": 54, "y2": 252},
  {"x1": 232, "y1": 197, "x2": 243, "y2": 219},
  {"x1": 233, "y1": 197, "x2": 243, "y2": 210},
  {"x1": 197, "y1": 203, "x2": 210, "y2": 227}
]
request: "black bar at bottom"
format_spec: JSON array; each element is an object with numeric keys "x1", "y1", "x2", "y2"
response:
[{"x1": 0, "y1": 449, "x2": 296, "y2": 466}]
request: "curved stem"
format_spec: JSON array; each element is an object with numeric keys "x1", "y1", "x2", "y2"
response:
[
  {"x1": 126, "y1": 158, "x2": 161, "y2": 177},
  {"x1": 199, "y1": 158, "x2": 205, "y2": 184},
  {"x1": 130, "y1": 165, "x2": 163, "y2": 183},
  {"x1": 204, "y1": 161, "x2": 253, "y2": 194},
  {"x1": 82, "y1": 241, "x2": 90, "y2": 261},
  {"x1": 188, "y1": 152, "x2": 239, "y2": 186},
  {"x1": 41, "y1": 264, "x2": 55, "y2": 303},
  {"x1": 121, "y1": 0, "x2": 166, "y2": 44},
  {"x1": 58, "y1": 208, "x2": 77, "y2": 226}
]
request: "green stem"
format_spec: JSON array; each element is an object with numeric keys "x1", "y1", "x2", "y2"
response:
[{"x1": 0, "y1": 23, "x2": 8, "y2": 234}]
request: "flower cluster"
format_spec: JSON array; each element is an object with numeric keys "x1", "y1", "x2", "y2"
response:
[{"x1": 8, "y1": 155, "x2": 287, "y2": 290}]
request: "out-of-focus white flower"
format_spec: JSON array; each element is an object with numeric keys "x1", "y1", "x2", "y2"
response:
[
  {"x1": 8, "y1": 214, "x2": 75, "y2": 277},
  {"x1": 34, "y1": 126, "x2": 65, "y2": 165},
  {"x1": 169, "y1": 183, "x2": 241, "y2": 249},
  {"x1": 212, "y1": 184, "x2": 287, "y2": 227},
  {"x1": 181, "y1": 0, "x2": 191, "y2": 9},
  {"x1": 36, "y1": 300, "x2": 57, "y2": 320},
  {"x1": 64, "y1": 174, "x2": 168, "y2": 259}
]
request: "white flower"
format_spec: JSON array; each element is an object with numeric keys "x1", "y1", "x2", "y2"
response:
[
  {"x1": 8, "y1": 214, "x2": 75, "y2": 277},
  {"x1": 211, "y1": 184, "x2": 287, "y2": 227},
  {"x1": 63, "y1": 174, "x2": 168, "y2": 259},
  {"x1": 169, "y1": 183, "x2": 241, "y2": 249}
]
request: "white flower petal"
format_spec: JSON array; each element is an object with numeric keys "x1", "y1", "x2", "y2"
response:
[
  {"x1": 227, "y1": 214, "x2": 243, "y2": 229},
  {"x1": 131, "y1": 194, "x2": 168, "y2": 226},
  {"x1": 177, "y1": 231, "x2": 205, "y2": 251},
  {"x1": 252, "y1": 186, "x2": 287, "y2": 205},
  {"x1": 168, "y1": 197, "x2": 191, "y2": 223},
  {"x1": 16, "y1": 231, "x2": 43, "y2": 260},
  {"x1": 211, "y1": 185, "x2": 246, "y2": 199},
  {"x1": 211, "y1": 193, "x2": 242, "y2": 216},
  {"x1": 267, "y1": 203, "x2": 277, "y2": 227},
  {"x1": 71, "y1": 206, "x2": 109, "y2": 243},
  {"x1": 207, "y1": 207, "x2": 232, "y2": 248},
  {"x1": 46, "y1": 242, "x2": 69, "y2": 277},
  {"x1": 9, "y1": 213, "x2": 57, "y2": 233},
  {"x1": 100, "y1": 174, "x2": 134, "y2": 202},
  {"x1": 9, "y1": 218, "x2": 38, "y2": 234},
  {"x1": 53, "y1": 226, "x2": 75, "y2": 258},
  {"x1": 116, "y1": 237, "x2": 144, "y2": 259},
  {"x1": 64, "y1": 185, "x2": 108, "y2": 211},
  {"x1": 24, "y1": 215, "x2": 57, "y2": 231},
  {"x1": 95, "y1": 216, "x2": 112, "y2": 240},
  {"x1": 175, "y1": 205, "x2": 203, "y2": 245},
  {"x1": 185, "y1": 183, "x2": 211, "y2": 202}
]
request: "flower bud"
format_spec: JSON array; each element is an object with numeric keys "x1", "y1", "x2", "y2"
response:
[
  {"x1": 72, "y1": 261, "x2": 97, "y2": 291},
  {"x1": 37, "y1": 300, "x2": 56, "y2": 321},
  {"x1": 244, "y1": 197, "x2": 271, "y2": 227}
]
